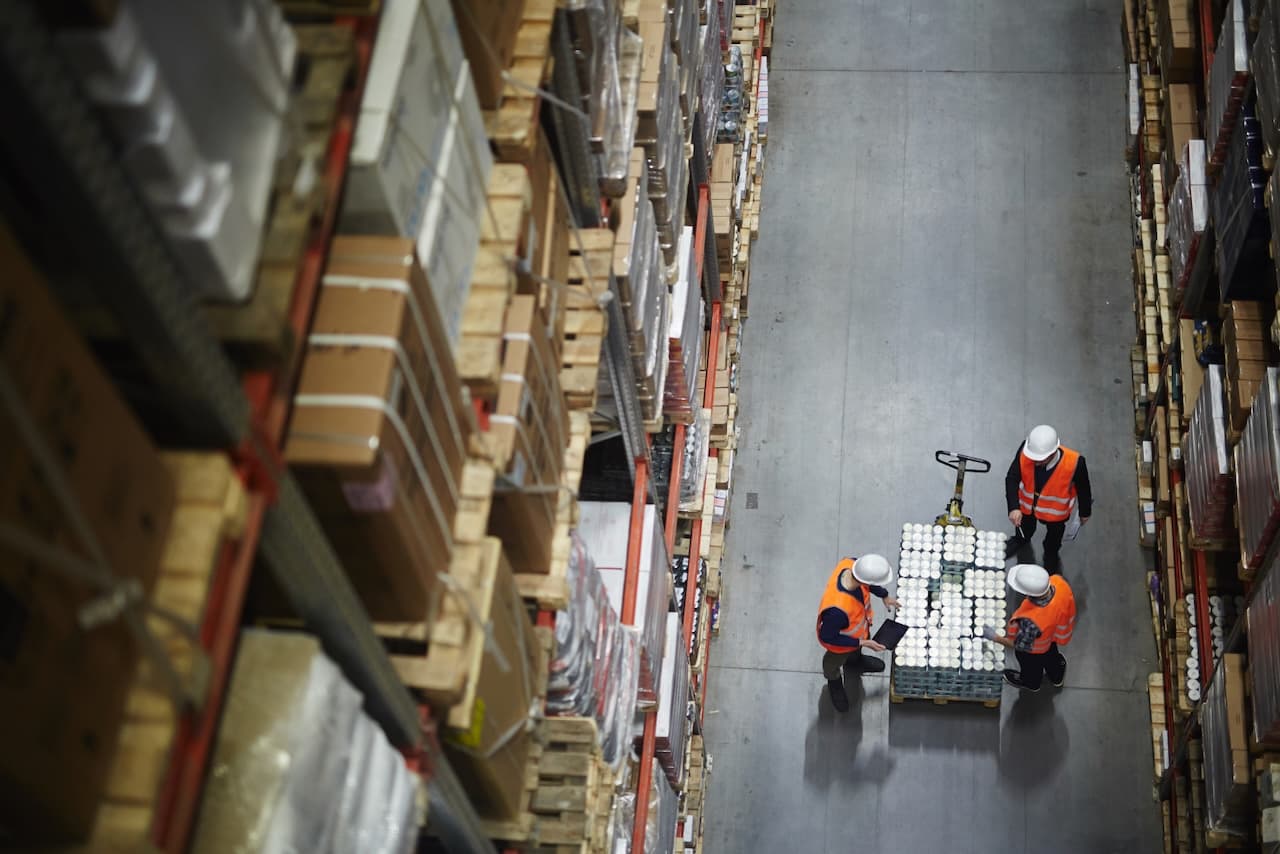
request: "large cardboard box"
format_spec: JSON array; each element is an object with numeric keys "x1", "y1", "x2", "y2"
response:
[
  {"x1": 449, "y1": 0, "x2": 527, "y2": 108},
  {"x1": 287, "y1": 236, "x2": 471, "y2": 621},
  {"x1": 488, "y1": 296, "x2": 568, "y2": 574},
  {"x1": 0, "y1": 226, "x2": 174, "y2": 842},
  {"x1": 443, "y1": 551, "x2": 540, "y2": 819}
]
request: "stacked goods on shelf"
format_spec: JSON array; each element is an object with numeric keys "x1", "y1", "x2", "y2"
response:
[
  {"x1": 636, "y1": 0, "x2": 693, "y2": 274},
  {"x1": 56, "y1": 1, "x2": 295, "y2": 300},
  {"x1": 1213, "y1": 104, "x2": 1270, "y2": 302},
  {"x1": 69, "y1": 452, "x2": 246, "y2": 850},
  {"x1": 1167, "y1": 141, "x2": 1208, "y2": 295},
  {"x1": 1256, "y1": 0, "x2": 1280, "y2": 160},
  {"x1": 1201, "y1": 653, "x2": 1253, "y2": 844},
  {"x1": 1183, "y1": 593, "x2": 1244, "y2": 702},
  {"x1": 651, "y1": 612, "x2": 692, "y2": 789},
  {"x1": 562, "y1": 229, "x2": 613, "y2": 411},
  {"x1": 1141, "y1": 74, "x2": 1164, "y2": 165},
  {"x1": 1234, "y1": 368, "x2": 1280, "y2": 575},
  {"x1": 891, "y1": 526, "x2": 1008, "y2": 704},
  {"x1": 578, "y1": 501, "x2": 673, "y2": 705},
  {"x1": 1223, "y1": 300, "x2": 1275, "y2": 434},
  {"x1": 0, "y1": 230, "x2": 177, "y2": 843},
  {"x1": 665, "y1": 228, "x2": 705, "y2": 421},
  {"x1": 672, "y1": 554, "x2": 707, "y2": 658},
  {"x1": 1250, "y1": 554, "x2": 1280, "y2": 745},
  {"x1": 447, "y1": 0, "x2": 528, "y2": 110},
  {"x1": 1185, "y1": 366, "x2": 1234, "y2": 544},
  {"x1": 1163, "y1": 85, "x2": 1197, "y2": 181},
  {"x1": 484, "y1": 716, "x2": 619, "y2": 851},
  {"x1": 677, "y1": 413, "x2": 713, "y2": 515},
  {"x1": 190, "y1": 632, "x2": 419, "y2": 852},
  {"x1": 1149, "y1": 673, "x2": 1168, "y2": 780},
  {"x1": 1206, "y1": 0, "x2": 1250, "y2": 169},
  {"x1": 548, "y1": 534, "x2": 640, "y2": 768},
  {"x1": 678, "y1": 736, "x2": 710, "y2": 854},
  {"x1": 698, "y1": 6, "x2": 725, "y2": 160},
  {"x1": 342, "y1": 0, "x2": 493, "y2": 350},
  {"x1": 1173, "y1": 596, "x2": 1197, "y2": 707},
  {"x1": 1126, "y1": 65, "x2": 1141, "y2": 163},
  {"x1": 285, "y1": 237, "x2": 474, "y2": 622},
  {"x1": 613, "y1": 153, "x2": 672, "y2": 425},
  {"x1": 1156, "y1": 0, "x2": 1196, "y2": 85},
  {"x1": 438, "y1": 549, "x2": 547, "y2": 822},
  {"x1": 488, "y1": 294, "x2": 571, "y2": 573}
]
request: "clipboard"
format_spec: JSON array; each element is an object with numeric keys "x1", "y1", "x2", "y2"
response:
[{"x1": 872, "y1": 619, "x2": 909, "y2": 650}]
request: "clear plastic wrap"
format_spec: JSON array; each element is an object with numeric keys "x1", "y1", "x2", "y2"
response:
[
  {"x1": 664, "y1": 227, "x2": 704, "y2": 420},
  {"x1": 1234, "y1": 368, "x2": 1280, "y2": 571},
  {"x1": 192, "y1": 631, "x2": 420, "y2": 854},
  {"x1": 651, "y1": 612, "x2": 691, "y2": 788},
  {"x1": 1249, "y1": 553, "x2": 1280, "y2": 744},
  {"x1": 678, "y1": 411, "x2": 712, "y2": 512},
  {"x1": 717, "y1": 46, "x2": 745, "y2": 143},
  {"x1": 1167, "y1": 139, "x2": 1208, "y2": 290},
  {"x1": 1186, "y1": 366, "x2": 1235, "y2": 542},
  {"x1": 588, "y1": 0, "x2": 642, "y2": 195},
  {"x1": 698, "y1": 16, "x2": 724, "y2": 157},
  {"x1": 1201, "y1": 653, "x2": 1252, "y2": 840},
  {"x1": 1206, "y1": 0, "x2": 1249, "y2": 165},
  {"x1": 1212, "y1": 101, "x2": 1269, "y2": 301},
  {"x1": 1255, "y1": 0, "x2": 1280, "y2": 156}
]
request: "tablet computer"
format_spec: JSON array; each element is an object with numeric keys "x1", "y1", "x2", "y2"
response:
[{"x1": 872, "y1": 619, "x2": 909, "y2": 650}]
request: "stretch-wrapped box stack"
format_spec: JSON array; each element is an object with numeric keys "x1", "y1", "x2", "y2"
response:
[
  {"x1": 649, "y1": 612, "x2": 691, "y2": 788},
  {"x1": 1249, "y1": 554, "x2": 1280, "y2": 744},
  {"x1": 1167, "y1": 139, "x2": 1209, "y2": 291},
  {"x1": 1186, "y1": 366, "x2": 1235, "y2": 542},
  {"x1": 1234, "y1": 368, "x2": 1280, "y2": 571},
  {"x1": 665, "y1": 227, "x2": 705, "y2": 421},
  {"x1": 1213, "y1": 102, "x2": 1270, "y2": 301},
  {"x1": 1255, "y1": 0, "x2": 1280, "y2": 156},
  {"x1": 1201, "y1": 653, "x2": 1253, "y2": 842},
  {"x1": 1206, "y1": 0, "x2": 1250, "y2": 167},
  {"x1": 580, "y1": 502, "x2": 672, "y2": 706},
  {"x1": 547, "y1": 533, "x2": 640, "y2": 768}
]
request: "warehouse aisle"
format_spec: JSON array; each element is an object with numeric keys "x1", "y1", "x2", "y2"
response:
[{"x1": 703, "y1": 2, "x2": 1161, "y2": 852}]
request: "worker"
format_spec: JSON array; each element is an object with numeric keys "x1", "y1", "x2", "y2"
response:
[
  {"x1": 982, "y1": 563, "x2": 1076, "y2": 691},
  {"x1": 816, "y1": 554, "x2": 898, "y2": 712},
  {"x1": 1004, "y1": 424, "x2": 1092, "y2": 570}
]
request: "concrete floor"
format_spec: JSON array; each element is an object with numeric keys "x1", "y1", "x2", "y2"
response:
[{"x1": 702, "y1": 2, "x2": 1163, "y2": 852}]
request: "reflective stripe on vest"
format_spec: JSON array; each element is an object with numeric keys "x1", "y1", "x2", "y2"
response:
[
  {"x1": 1007, "y1": 576, "x2": 1077, "y2": 653},
  {"x1": 1018, "y1": 447, "x2": 1080, "y2": 522},
  {"x1": 816, "y1": 558, "x2": 873, "y2": 652}
]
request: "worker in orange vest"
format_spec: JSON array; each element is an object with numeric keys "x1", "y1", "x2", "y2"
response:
[
  {"x1": 982, "y1": 564, "x2": 1076, "y2": 691},
  {"x1": 816, "y1": 554, "x2": 898, "y2": 712},
  {"x1": 1004, "y1": 424, "x2": 1092, "y2": 571}
]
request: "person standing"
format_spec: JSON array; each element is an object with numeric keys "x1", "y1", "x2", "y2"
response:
[
  {"x1": 1004, "y1": 424, "x2": 1092, "y2": 570},
  {"x1": 816, "y1": 554, "x2": 898, "y2": 712},
  {"x1": 982, "y1": 563, "x2": 1076, "y2": 691}
]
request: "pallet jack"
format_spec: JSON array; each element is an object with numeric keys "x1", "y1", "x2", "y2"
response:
[{"x1": 932, "y1": 450, "x2": 992, "y2": 528}]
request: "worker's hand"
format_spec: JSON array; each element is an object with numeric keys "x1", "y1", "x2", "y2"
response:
[
  {"x1": 1008, "y1": 510, "x2": 1023, "y2": 527},
  {"x1": 861, "y1": 640, "x2": 887, "y2": 653},
  {"x1": 980, "y1": 626, "x2": 999, "y2": 641},
  {"x1": 883, "y1": 596, "x2": 900, "y2": 609}
]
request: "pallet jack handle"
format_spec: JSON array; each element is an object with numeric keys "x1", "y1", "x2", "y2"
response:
[{"x1": 933, "y1": 450, "x2": 992, "y2": 527}]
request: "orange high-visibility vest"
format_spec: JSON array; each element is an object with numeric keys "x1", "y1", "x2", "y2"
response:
[
  {"x1": 816, "y1": 558, "x2": 873, "y2": 652},
  {"x1": 1007, "y1": 576, "x2": 1076, "y2": 653},
  {"x1": 1018, "y1": 446, "x2": 1081, "y2": 523}
]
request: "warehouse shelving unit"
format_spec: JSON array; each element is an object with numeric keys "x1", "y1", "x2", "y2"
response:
[{"x1": 0, "y1": 3, "x2": 491, "y2": 851}]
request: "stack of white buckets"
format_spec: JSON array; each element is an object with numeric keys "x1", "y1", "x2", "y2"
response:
[{"x1": 894, "y1": 524, "x2": 1008, "y2": 699}]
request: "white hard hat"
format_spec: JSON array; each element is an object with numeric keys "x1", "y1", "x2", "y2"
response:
[
  {"x1": 1023, "y1": 425, "x2": 1060, "y2": 462},
  {"x1": 1008, "y1": 563, "x2": 1051, "y2": 597},
  {"x1": 852, "y1": 554, "x2": 893, "y2": 586}
]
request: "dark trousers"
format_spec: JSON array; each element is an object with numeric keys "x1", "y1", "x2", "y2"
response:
[
  {"x1": 1015, "y1": 515, "x2": 1066, "y2": 559},
  {"x1": 1014, "y1": 643, "x2": 1066, "y2": 689}
]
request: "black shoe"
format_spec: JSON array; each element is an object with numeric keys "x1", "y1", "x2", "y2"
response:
[
  {"x1": 1044, "y1": 552, "x2": 1062, "y2": 574},
  {"x1": 1048, "y1": 654, "x2": 1066, "y2": 687},
  {"x1": 858, "y1": 654, "x2": 886, "y2": 673},
  {"x1": 1003, "y1": 669, "x2": 1040, "y2": 692},
  {"x1": 828, "y1": 679, "x2": 850, "y2": 712},
  {"x1": 1005, "y1": 536, "x2": 1026, "y2": 559}
]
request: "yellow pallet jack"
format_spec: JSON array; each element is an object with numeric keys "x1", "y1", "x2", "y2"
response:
[{"x1": 933, "y1": 450, "x2": 991, "y2": 528}]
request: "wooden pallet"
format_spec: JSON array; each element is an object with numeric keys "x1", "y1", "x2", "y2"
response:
[
  {"x1": 456, "y1": 165, "x2": 533, "y2": 397},
  {"x1": 482, "y1": 717, "x2": 616, "y2": 852},
  {"x1": 62, "y1": 453, "x2": 248, "y2": 852},
  {"x1": 206, "y1": 24, "x2": 355, "y2": 368},
  {"x1": 561, "y1": 229, "x2": 612, "y2": 411},
  {"x1": 483, "y1": 0, "x2": 555, "y2": 163},
  {"x1": 889, "y1": 686, "x2": 1001, "y2": 709}
]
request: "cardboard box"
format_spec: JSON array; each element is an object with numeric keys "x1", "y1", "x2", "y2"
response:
[
  {"x1": 287, "y1": 236, "x2": 470, "y2": 620},
  {"x1": 443, "y1": 551, "x2": 540, "y2": 819},
  {"x1": 449, "y1": 0, "x2": 527, "y2": 108},
  {"x1": 488, "y1": 296, "x2": 568, "y2": 573},
  {"x1": 0, "y1": 226, "x2": 174, "y2": 842}
]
